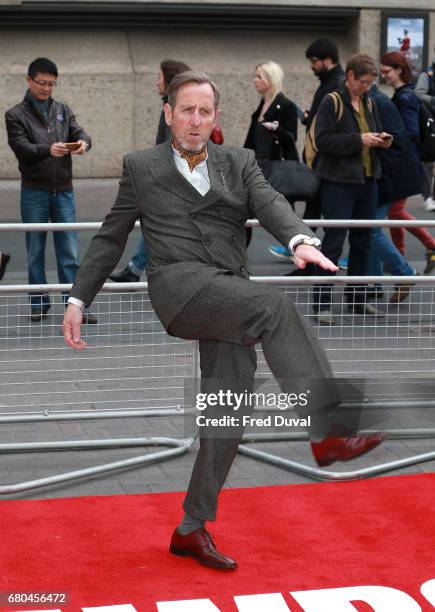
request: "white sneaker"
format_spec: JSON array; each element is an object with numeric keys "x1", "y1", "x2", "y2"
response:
[
  {"x1": 422, "y1": 197, "x2": 435, "y2": 212},
  {"x1": 349, "y1": 303, "x2": 384, "y2": 316},
  {"x1": 314, "y1": 310, "x2": 336, "y2": 326}
]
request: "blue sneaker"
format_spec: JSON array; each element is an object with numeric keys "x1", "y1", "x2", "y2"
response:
[
  {"x1": 338, "y1": 255, "x2": 349, "y2": 270},
  {"x1": 269, "y1": 245, "x2": 294, "y2": 261}
]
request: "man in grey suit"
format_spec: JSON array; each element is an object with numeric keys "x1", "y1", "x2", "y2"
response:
[{"x1": 63, "y1": 71, "x2": 385, "y2": 570}]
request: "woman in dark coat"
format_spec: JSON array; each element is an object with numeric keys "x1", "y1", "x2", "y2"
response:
[
  {"x1": 367, "y1": 85, "x2": 416, "y2": 303},
  {"x1": 109, "y1": 59, "x2": 190, "y2": 283},
  {"x1": 380, "y1": 52, "x2": 435, "y2": 273},
  {"x1": 156, "y1": 60, "x2": 191, "y2": 144},
  {"x1": 244, "y1": 60, "x2": 299, "y2": 256}
]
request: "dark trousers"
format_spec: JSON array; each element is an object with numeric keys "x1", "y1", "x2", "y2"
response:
[
  {"x1": 303, "y1": 192, "x2": 322, "y2": 232},
  {"x1": 422, "y1": 162, "x2": 435, "y2": 199},
  {"x1": 313, "y1": 178, "x2": 377, "y2": 312},
  {"x1": 169, "y1": 272, "x2": 339, "y2": 520}
]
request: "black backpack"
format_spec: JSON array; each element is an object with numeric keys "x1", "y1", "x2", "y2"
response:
[{"x1": 419, "y1": 101, "x2": 435, "y2": 162}]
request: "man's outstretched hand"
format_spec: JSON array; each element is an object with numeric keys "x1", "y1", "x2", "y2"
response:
[
  {"x1": 293, "y1": 244, "x2": 339, "y2": 272},
  {"x1": 62, "y1": 304, "x2": 87, "y2": 350}
]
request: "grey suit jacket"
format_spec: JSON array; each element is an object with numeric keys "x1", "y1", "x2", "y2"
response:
[{"x1": 71, "y1": 140, "x2": 314, "y2": 329}]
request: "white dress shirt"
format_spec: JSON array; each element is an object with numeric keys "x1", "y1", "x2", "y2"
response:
[
  {"x1": 173, "y1": 147, "x2": 210, "y2": 195},
  {"x1": 67, "y1": 146, "x2": 311, "y2": 311}
]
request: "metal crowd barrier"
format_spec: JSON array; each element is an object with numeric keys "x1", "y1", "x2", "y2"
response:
[
  {"x1": 1, "y1": 219, "x2": 435, "y2": 492},
  {"x1": 240, "y1": 275, "x2": 435, "y2": 481},
  {"x1": 0, "y1": 284, "x2": 200, "y2": 494},
  {"x1": 1, "y1": 218, "x2": 435, "y2": 230}
]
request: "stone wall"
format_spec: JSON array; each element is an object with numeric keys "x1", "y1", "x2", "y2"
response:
[{"x1": 0, "y1": 7, "x2": 433, "y2": 179}]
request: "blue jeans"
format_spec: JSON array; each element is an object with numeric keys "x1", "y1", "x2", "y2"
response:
[
  {"x1": 313, "y1": 178, "x2": 377, "y2": 311},
  {"x1": 128, "y1": 234, "x2": 149, "y2": 277},
  {"x1": 367, "y1": 203, "x2": 415, "y2": 276},
  {"x1": 21, "y1": 189, "x2": 79, "y2": 309}
]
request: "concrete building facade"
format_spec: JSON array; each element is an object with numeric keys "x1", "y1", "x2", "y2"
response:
[{"x1": 0, "y1": 1, "x2": 434, "y2": 179}]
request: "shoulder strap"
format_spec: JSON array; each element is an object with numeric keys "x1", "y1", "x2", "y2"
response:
[
  {"x1": 328, "y1": 92, "x2": 344, "y2": 122},
  {"x1": 303, "y1": 92, "x2": 343, "y2": 169}
]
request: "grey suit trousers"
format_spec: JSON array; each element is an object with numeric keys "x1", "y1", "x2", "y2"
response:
[{"x1": 168, "y1": 272, "x2": 339, "y2": 521}]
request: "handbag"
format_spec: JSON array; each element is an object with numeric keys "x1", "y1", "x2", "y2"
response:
[
  {"x1": 258, "y1": 132, "x2": 320, "y2": 201},
  {"x1": 259, "y1": 159, "x2": 320, "y2": 201}
]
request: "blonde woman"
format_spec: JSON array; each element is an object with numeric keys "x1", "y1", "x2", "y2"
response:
[{"x1": 244, "y1": 60, "x2": 299, "y2": 257}]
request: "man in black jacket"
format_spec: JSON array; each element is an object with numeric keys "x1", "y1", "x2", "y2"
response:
[
  {"x1": 304, "y1": 38, "x2": 346, "y2": 130},
  {"x1": 303, "y1": 38, "x2": 345, "y2": 224},
  {"x1": 312, "y1": 53, "x2": 391, "y2": 325},
  {"x1": 5, "y1": 57, "x2": 96, "y2": 323}
]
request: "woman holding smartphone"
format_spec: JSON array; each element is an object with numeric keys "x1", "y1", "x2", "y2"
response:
[
  {"x1": 380, "y1": 52, "x2": 435, "y2": 274},
  {"x1": 244, "y1": 60, "x2": 299, "y2": 256}
]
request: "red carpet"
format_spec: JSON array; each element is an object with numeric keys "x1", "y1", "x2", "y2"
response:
[{"x1": 2, "y1": 474, "x2": 435, "y2": 611}]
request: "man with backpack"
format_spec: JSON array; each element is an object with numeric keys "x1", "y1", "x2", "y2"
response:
[
  {"x1": 302, "y1": 38, "x2": 345, "y2": 225},
  {"x1": 416, "y1": 54, "x2": 435, "y2": 212},
  {"x1": 303, "y1": 38, "x2": 346, "y2": 131},
  {"x1": 285, "y1": 38, "x2": 345, "y2": 275},
  {"x1": 310, "y1": 53, "x2": 392, "y2": 326}
]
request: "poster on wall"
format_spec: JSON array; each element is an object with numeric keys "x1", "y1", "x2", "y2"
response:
[{"x1": 381, "y1": 12, "x2": 429, "y2": 79}]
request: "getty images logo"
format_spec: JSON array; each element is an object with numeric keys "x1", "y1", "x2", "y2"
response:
[{"x1": 15, "y1": 579, "x2": 435, "y2": 610}]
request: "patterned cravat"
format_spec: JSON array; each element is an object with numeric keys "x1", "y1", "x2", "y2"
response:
[{"x1": 172, "y1": 138, "x2": 207, "y2": 172}]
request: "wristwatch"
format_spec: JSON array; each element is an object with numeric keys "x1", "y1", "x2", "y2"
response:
[{"x1": 291, "y1": 236, "x2": 321, "y2": 254}]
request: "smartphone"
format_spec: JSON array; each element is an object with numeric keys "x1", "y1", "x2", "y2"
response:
[
  {"x1": 63, "y1": 142, "x2": 81, "y2": 152},
  {"x1": 262, "y1": 121, "x2": 279, "y2": 131}
]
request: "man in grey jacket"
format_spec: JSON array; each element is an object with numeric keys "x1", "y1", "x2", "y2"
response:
[
  {"x1": 62, "y1": 71, "x2": 385, "y2": 570},
  {"x1": 416, "y1": 54, "x2": 435, "y2": 212}
]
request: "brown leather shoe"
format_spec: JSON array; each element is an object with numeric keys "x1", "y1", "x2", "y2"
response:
[
  {"x1": 424, "y1": 249, "x2": 435, "y2": 274},
  {"x1": 82, "y1": 312, "x2": 98, "y2": 324},
  {"x1": 169, "y1": 528, "x2": 238, "y2": 570},
  {"x1": 0, "y1": 252, "x2": 10, "y2": 281},
  {"x1": 311, "y1": 433, "x2": 387, "y2": 467},
  {"x1": 390, "y1": 283, "x2": 414, "y2": 304}
]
